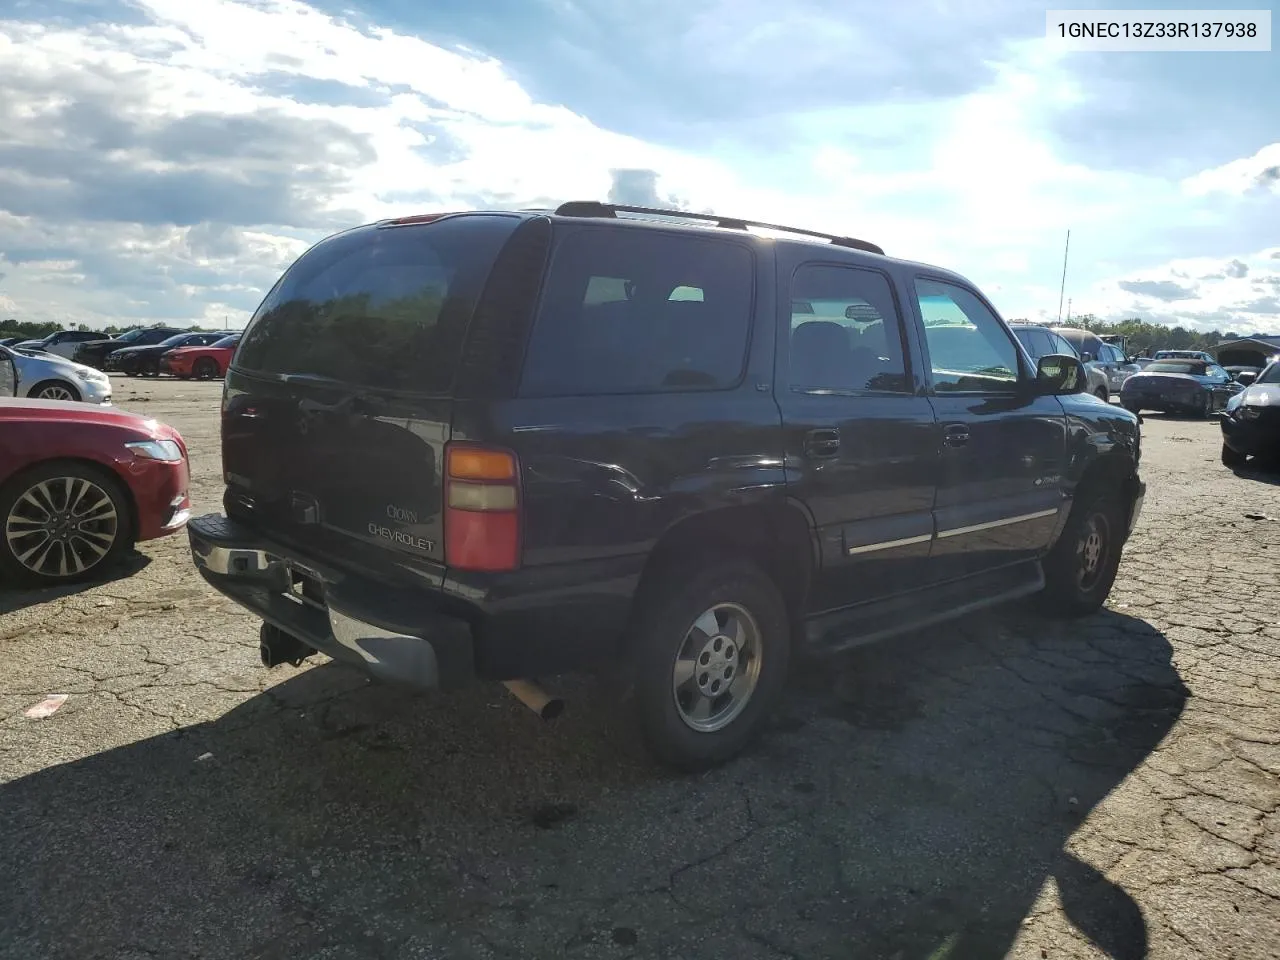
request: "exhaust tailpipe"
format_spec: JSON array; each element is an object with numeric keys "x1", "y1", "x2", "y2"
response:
[
  {"x1": 503, "y1": 680, "x2": 564, "y2": 720},
  {"x1": 259, "y1": 623, "x2": 315, "y2": 668}
]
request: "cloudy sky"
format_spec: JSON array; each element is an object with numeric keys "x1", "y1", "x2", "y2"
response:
[{"x1": 0, "y1": 0, "x2": 1277, "y2": 332}]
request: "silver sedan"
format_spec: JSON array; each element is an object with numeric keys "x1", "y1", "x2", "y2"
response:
[{"x1": 0, "y1": 345, "x2": 113, "y2": 404}]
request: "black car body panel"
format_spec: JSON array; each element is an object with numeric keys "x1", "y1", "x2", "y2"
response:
[
  {"x1": 190, "y1": 208, "x2": 1145, "y2": 688},
  {"x1": 1222, "y1": 381, "x2": 1280, "y2": 459},
  {"x1": 1119, "y1": 360, "x2": 1242, "y2": 414}
]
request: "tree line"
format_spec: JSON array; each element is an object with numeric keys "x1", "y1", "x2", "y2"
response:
[
  {"x1": 1005, "y1": 315, "x2": 1273, "y2": 356},
  {"x1": 0, "y1": 320, "x2": 208, "y2": 340}
]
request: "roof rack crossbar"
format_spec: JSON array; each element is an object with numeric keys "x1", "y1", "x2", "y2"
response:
[{"x1": 552, "y1": 201, "x2": 884, "y2": 255}]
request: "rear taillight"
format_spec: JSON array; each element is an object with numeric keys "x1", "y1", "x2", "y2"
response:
[{"x1": 445, "y1": 444, "x2": 520, "y2": 572}]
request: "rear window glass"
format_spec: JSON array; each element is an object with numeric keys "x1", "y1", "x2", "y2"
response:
[
  {"x1": 521, "y1": 228, "x2": 753, "y2": 396},
  {"x1": 1145, "y1": 361, "x2": 1205, "y2": 375},
  {"x1": 235, "y1": 214, "x2": 520, "y2": 393}
]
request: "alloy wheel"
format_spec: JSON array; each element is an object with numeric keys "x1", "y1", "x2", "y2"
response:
[
  {"x1": 5, "y1": 476, "x2": 119, "y2": 578},
  {"x1": 35, "y1": 383, "x2": 76, "y2": 401},
  {"x1": 1075, "y1": 511, "x2": 1110, "y2": 593},
  {"x1": 671, "y1": 602, "x2": 763, "y2": 733}
]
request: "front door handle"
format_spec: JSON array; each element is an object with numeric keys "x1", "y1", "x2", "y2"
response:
[
  {"x1": 943, "y1": 423, "x2": 970, "y2": 447},
  {"x1": 804, "y1": 428, "x2": 841, "y2": 458}
]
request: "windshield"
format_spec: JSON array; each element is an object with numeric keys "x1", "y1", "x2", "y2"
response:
[
  {"x1": 159, "y1": 334, "x2": 191, "y2": 347},
  {"x1": 1145, "y1": 361, "x2": 1205, "y2": 375},
  {"x1": 1256, "y1": 363, "x2": 1280, "y2": 385},
  {"x1": 211, "y1": 335, "x2": 240, "y2": 348}
]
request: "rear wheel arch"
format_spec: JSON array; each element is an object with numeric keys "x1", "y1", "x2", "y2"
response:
[{"x1": 628, "y1": 502, "x2": 816, "y2": 636}]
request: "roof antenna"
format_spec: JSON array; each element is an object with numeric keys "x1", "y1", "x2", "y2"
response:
[{"x1": 1056, "y1": 229, "x2": 1071, "y2": 324}]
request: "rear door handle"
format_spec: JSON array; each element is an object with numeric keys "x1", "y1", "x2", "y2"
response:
[
  {"x1": 943, "y1": 423, "x2": 970, "y2": 447},
  {"x1": 804, "y1": 428, "x2": 841, "y2": 458}
]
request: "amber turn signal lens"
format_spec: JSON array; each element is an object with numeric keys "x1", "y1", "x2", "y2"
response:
[{"x1": 447, "y1": 447, "x2": 516, "y2": 481}]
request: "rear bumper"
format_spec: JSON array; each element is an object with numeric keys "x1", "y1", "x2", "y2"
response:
[{"x1": 188, "y1": 514, "x2": 475, "y2": 689}]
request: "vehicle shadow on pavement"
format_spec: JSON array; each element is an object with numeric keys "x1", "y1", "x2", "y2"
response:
[
  {"x1": 0, "y1": 608, "x2": 1185, "y2": 960},
  {"x1": 0, "y1": 553, "x2": 151, "y2": 616}
]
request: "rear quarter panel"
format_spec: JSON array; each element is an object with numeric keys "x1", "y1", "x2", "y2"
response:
[{"x1": 446, "y1": 232, "x2": 788, "y2": 677}]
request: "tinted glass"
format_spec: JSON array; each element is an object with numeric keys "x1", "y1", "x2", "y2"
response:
[
  {"x1": 787, "y1": 264, "x2": 909, "y2": 393},
  {"x1": 211, "y1": 335, "x2": 240, "y2": 348},
  {"x1": 1145, "y1": 361, "x2": 1205, "y2": 375},
  {"x1": 237, "y1": 214, "x2": 520, "y2": 394},
  {"x1": 1257, "y1": 362, "x2": 1280, "y2": 384},
  {"x1": 521, "y1": 228, "x2": 753, "y2": 396},
  {"x1": 159, "y1": 334, "x2": 191, "y2": 347},
  {"x1": 916, "y1": 279, "x2": 1019, "y2": 393},
  {"x1": 1014, "y1": 327, "x2": 1056, "y2": 359},
  {"x1": 1048, "y1": 332, "x2": 1077, "y2": 356}
]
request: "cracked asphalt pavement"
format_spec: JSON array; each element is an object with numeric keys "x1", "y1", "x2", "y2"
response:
[{"x1": 3, "y1": 378, "x2": 1280, "y2": 960}]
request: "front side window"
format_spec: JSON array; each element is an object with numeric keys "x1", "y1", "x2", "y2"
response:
[
  {"x1": 915, "y1": 278, "x2": 1020, "y2": 393},
  {"x1": 521, "y1": 229, "x2": 753, "y2": 396},
  {"x1": 786, "y1": 264, "x2": 910, "y2": 393}
]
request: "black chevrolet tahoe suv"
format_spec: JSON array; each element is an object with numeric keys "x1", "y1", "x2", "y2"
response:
[{"x1": 188, "y1": 202, "x2": 1145, "y2": 769}]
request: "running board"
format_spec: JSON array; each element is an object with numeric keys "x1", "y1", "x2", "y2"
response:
[{"x1": 804, "y1": 561, "x2": 1045, "y2": 653}]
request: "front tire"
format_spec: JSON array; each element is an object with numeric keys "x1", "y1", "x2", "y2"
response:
[
  {"x1": 1122, "y1": 401, "x2": 1141, "y2": 415},
  {"x1": 0, "y1": 462, "x2": 133, "y2": 585},
  {"x1": 1042, "y1": 491, "x2": 1125, "y2": 618},
  {"x1": 29, "y1": 379, "x2": 81, "y2": 402},
  {"x1": 632, "y1": 560, "x2": 790, "y2": 770},
  {"x1": 1222, "y1": 443, "x2": 1247, "y2": 468},
  {"x1": 194, "y1": 357, "x2": 219, "y2": 380},
  {"x1": 1094, "y1": 387, "x2": 1109, "y2": 402}
]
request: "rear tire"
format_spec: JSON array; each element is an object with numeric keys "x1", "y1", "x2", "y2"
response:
[
  {"x1": 1201, "y1": 392, "x2": 1214, "y2": 418},
  {"x1": 1042, "y1": 490, "x2": 1125, "y2": 618},
  {"x1": 632, "y1": 559, "x2": 791, "y2": 770},
  {"x1": 1222, "y1": 443, "x2": 1247, "y2": 468},
  {"x1": 1122, "y1": 401, "x2": 1141, "y2": 415},
  {"x1": 1094, "y1": 387, "x2": 1108, "y2": 402}
]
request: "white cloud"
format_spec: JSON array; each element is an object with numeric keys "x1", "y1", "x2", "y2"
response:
[
  {"x1": 1075, "y1": 249, "x2": 1280, "y2": 332},
  {"x1": 1182, "y1": 142, "x2": 1280, "y2": 196},
  {"x1": 0, "y1": 0, "x2": 1274, "y2": 334}
]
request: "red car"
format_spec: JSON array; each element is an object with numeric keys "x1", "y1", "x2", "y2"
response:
[
  {"x1": 160, "y1": 334, "x2": 240, "y2": 380},
  {"x1": 0, "y1": 373, "x2": 191, "y2": 584}
]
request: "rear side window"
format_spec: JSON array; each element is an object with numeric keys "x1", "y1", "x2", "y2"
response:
[
  {"x1": 787, "y1": 264, "x2": 910, "y2": 393},
  {"x1": 521, "y1": 228, "x2": 753, "y2": 396},
  {"x1": 236, "y1": 214, "x2": 520, "y2": 394}
]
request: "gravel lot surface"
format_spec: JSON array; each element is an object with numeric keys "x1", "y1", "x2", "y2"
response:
[{"x1": 3, "y1": 377, "x2": 1279, "y2": 960}]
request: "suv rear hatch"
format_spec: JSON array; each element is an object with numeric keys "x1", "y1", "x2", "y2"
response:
[{"x1": 221, "y1": 212, "x2": 540, "y2": 578}]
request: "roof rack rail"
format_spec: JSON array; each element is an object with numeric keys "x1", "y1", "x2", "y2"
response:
[{"x1": 552, "y1": 201, "x2": 884, "y2": 256}]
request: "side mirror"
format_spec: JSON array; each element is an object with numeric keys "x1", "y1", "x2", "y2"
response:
[
  {"x1": 0, "y1": 352, "x2": 15, "y2": 397},
  {"x1": 1079, "y1": 351, "x2": 1095, "y2": 363},
  {"x1": 1036, "y1": 353, "x2": 1086, "y2": 395},
  {"x1": 1236, "y1": 371, "x2": 1257, "y2": 386}
]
